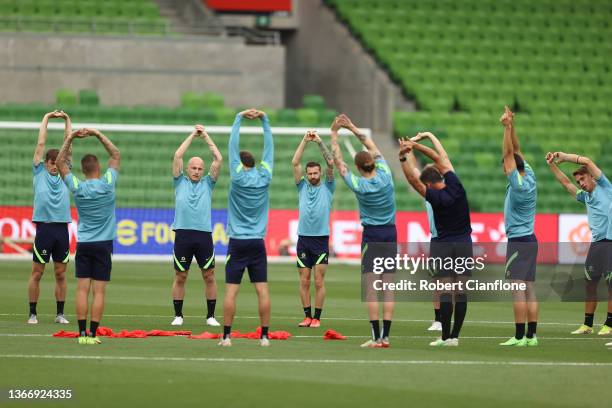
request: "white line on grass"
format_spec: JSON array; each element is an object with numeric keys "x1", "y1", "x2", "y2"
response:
[
  {"x1": 0, "y1": 333, "x2": 607, "y2": 341},
  {"x1": 0, "y1": 313, "x2": 580, "y2": 326},
  {"x1": 0, "y1": 354, "x2": 610, "y2": 367}
]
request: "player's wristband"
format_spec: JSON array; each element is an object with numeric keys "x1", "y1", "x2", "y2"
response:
[{"x1": 399, "y1": 156, "x2": 407, "y2": 162}]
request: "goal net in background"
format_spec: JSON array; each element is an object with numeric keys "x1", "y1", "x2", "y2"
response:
[{"x1": 0, "y1": 121, "x2": 369, "y2": 263}]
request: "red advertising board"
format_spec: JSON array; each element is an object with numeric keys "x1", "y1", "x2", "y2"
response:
[{"x1": 205, "y1": 0, "x2": 292, "y2": 12}]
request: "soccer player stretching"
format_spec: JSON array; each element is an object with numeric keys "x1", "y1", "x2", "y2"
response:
[
  {"x1": 219, "y1": 109, "x2": 273, "y2": 347},
  {"x1": 546, "y1": 150, "x2": 612, "y2": 336},
  {"x1": 28, "y1": 110, "x2": 72, "y2": 325},
  {"x1": 498, "y1": 107, "x2": 539, "y2": 347},
  {"x1": 331, "y1": 114, "x2": 396, "y2": 348},
  {"x1": 403, "y1": 150, "x2": 442, "y2": 332},
  {"x1": 292, "y1": 130, "x2": 334, "y2": 328},
  {"x1": 56, "y1": 128, "x2": 120, "y2": 345},
  {"x1": 170, "y1": 125, "x2": 222, "y2": 327},
  {"x1": 399, "y1": 132, "x2": 472, "y2": 347}
]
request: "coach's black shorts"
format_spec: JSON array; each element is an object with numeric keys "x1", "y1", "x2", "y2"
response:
[
  {"x1": 173, "y1": 229, "x2": 215, "y2": 272},
  {"x1": 361, "y1": 224, "x2": 397, "y2": 274},
  {"x1": 75, "y1": 240, "x2": 113, "y2": 281},
  {"x1": 296, "y1": 235, "x2": 329, "y2": 269},
  {"x1": 225, "y1": 238, "x2": 267, "y2": 284},
  {"x1": 33, "y1": 222, "x2": 69, "y2": 264},
  {"x1": 585, "y1": 239, "x2": 611, "y2": 284},
  {"x1": 505, "y1": 234, "x2": 538, "y2": 282},
  {"x1": 429, "y1": 233, "x2": 473, "y2": 277}
]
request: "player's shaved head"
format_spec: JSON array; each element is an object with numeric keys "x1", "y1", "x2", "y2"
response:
[
  {"x1": 187, "y1": 156, "x2": 205, "y2": 182},
  {"x1": 354, "y1": 151, "x2": 375, "y2": 173},
  {"x1": 81, "y1": 154, "x2": 100, "y2": 177}
]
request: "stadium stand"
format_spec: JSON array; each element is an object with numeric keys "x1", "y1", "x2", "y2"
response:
[
  {"x1": 0, "y1": 0, "x2": 171, "y2": 35},
  {"x1": 326, "y1": 0, "x2": 611, "y2": 212}
]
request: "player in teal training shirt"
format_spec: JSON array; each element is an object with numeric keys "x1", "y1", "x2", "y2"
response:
[
  {"x1": 220, "y1": 109, "x2": 273, "y2": 347},
  {"x1": 57, "y1": 127, "x2": 120, "y2": 345},
  {"x1": 546, "y1": 148, "x2": 612, "y2": 337},
  {"x1": 292, "y1": 130, "x2": 335, "y2": 328},
  {"x1": 330, "y1": 114, "x2": 396, "y2": 348},
  {"x1": 499, "y1": 107, "x2": 539, "y2": 347},
  {"x1": 28, "y1": 110, "x2": 72, "y2": 325},
  {"x1": 169, "y1": 124, "x2": 223, "y2": 328}
]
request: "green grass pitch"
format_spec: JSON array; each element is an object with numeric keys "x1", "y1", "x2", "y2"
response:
[{"x1": 1, "y1": 260, "x2": 610, "y2": 408}]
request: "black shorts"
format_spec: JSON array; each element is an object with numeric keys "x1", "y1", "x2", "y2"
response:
[
  {"x1": 585, "y1": 239, "x2": 611, "y2": 284},
  {"x1": 225, "y1": 238, "x2": 267, "y2": 284},
  {"x1": 173, "y1": 229, "x2": 215, "y2": 272},
  {"x1": 75, "y1": 240, "x2": 113, "y2": 281},
  {"x1": 361, "y1": 224, "x2": 397, "y2": 274},
  {"x1": 429, "y1": 234, "x2": 473, "y2": 277},
  {"x1": 296, "y1": 235, "x2": 329, "y2": 269},
  {"x1": 505, "y1": 234, "x2": 538, "y2": 282},
  {"x1": 33, "y1": 223, "x2": 70, "y2": 264}
]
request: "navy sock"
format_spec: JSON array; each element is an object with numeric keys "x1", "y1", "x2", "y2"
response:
[
  {"x1": 89, "y1": 321, "x2": 99, "y2": 337},
  {"x1": 78, "y1": 319, "x2": 87, "y2": 337},
  {"x1": 439, "y1": 293, "x2": 453, "y2": 340},
  {"x1": 382, "y1": 320, "x2": 392, "y2": 338},
  {"x1": 434, "y1": 308, "x2": 441, "y2": 322},
  {"x1": 261, "y1": 326, "x2": 269, "y2": 339},
  {"x1": 515, "y1": 322, "x2": 526, "y2": 339},
  {"x1": 173, "y1": 299, "x2": 183, "y2": 317},
  {"x1": 450, "y1": 293, "x2": 467, "y2": 339},
  {"x1": 605, "y1": 312, "x2": 612, "y2": 327},
  {"x1": 584, "y1": 313, "x2": 594, "y2": 327},
  {"x1": 56, "y1": 301, "x2": 65, "y2": 316},
  {"x1": 29, "y1": 302, "x2": 37, "y2": 316},
  {"x1": 223, "y1": 325, "x2": 231, "y2": 339},
  {"x1": 314, "y1": 308, "x2": 322, "y2": 320},
  {"x1": 369, "y1": 320, "x2": 380, "y2": 340},
  {"x1": 303, "y1": 306, "x2": 312, "y2": 318},
  {"x1": 206, "y1": 299, "x2": 216, "y2": 319},
  {"x1": 526, "y1": 321, "x2": 537, "y2": 338}
]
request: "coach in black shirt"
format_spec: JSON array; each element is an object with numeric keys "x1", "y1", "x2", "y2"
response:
[{"x1": 399, "y1": 132, "x2": 472, "y2": 347}]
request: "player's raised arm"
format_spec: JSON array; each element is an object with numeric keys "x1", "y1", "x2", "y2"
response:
[
  {"x1": 229, "y1": 109, "x2": 254, "y2": 175},
  {"x1": 545, "y1": 152, "x2": 578, "y2": 196},
  {"x1": 500, "y1": 107, "x2": 517, "y2": 174},
  {"x1": 399, "y1": 138, "x2": 426, "y2": 197},
  {"x1": 553, "y1": 151, "x2": 602, "y2": 180},
  {"x1": 58, "y1": 110, "x2": 73, "y2": 167},
  {"x1": 410, "y1": 137, "x2": 453, "y2": 174},
  {"x1": 198, "y1": 125, "x2": 222, "y2": 182},
  {"x1": 337, "y1": 114, "x2": 382, "y2": 160},
  {"x1": 255, "y1": 109, "x2": 273, "y2": 175},
  {"x1": 313, "y1": 132, "x2": 334, "y2": 181},
  {"x1": 292, "y1": 132, "x2": 310, "y2": 183},
  {"x1": 173, "y1": 127, "x2": 197, "y2": 178},
  {"x1": 89, "y1": 128, "x2": 120, "y2": 170},
  {"x1": 34, "y1": 111, "x2": 60, "y2": 164},
  {"x1": 410, "y1": 131, "x2": 453, "y2": 170},
  {"x1": 330, "y1": 117, "x2": 348, "y2": 177},
  {"x1": 56, "y1": 128, "x2": 88, "y2": 179}
]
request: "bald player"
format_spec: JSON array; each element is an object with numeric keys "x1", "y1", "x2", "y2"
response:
[{"x1": 170, "y1": 124, "x2": 223, "y2": 327}]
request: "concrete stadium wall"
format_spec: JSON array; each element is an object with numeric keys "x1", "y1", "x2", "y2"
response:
[
  {"x1": 285, "y1": 0, "x2": 414, "y2": 134},
  {"x1": 0, "y1": 33, "x2": 285, "y2": 108}
]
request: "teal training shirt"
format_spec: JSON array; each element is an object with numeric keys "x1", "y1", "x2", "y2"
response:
[
  {"x1": 342, "y1": 158, "x2": 396, "y2": 226},
  {"x1": 63, "y1": 168, "x2": 118, "y2": 242},
  {"x1": 227, "y1": 113, "x2": 274, "y2": 239},
  {"x1": 576, "y1": 172, "x2": 612, "y2": 242},
  {"x1": 32, "y1": 162, "x2": 71, "y2": 223},
  {"x1": 504, "y1": 163, "x2": 537, "y2": 239},
  {"x1": 425, "y1": 200, "x2": 438, "y2": 239},
  {"x1": 297, "y1": 177, "x2": 335, "y2": 236},
  {"x1": 172, "y1": 174, "x2": 215, "y2": 232}
]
